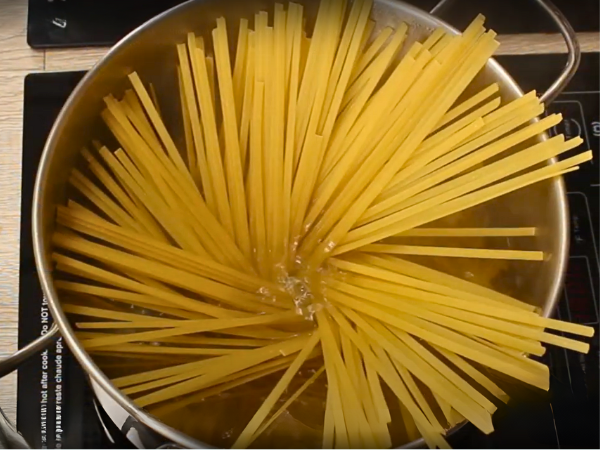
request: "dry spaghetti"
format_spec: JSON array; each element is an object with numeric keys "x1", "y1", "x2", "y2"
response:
[{"x1": 53, "y1": 0, "x2": 594, "y2": 448}]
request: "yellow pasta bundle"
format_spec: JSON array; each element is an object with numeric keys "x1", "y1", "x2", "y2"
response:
[{"x1": 53, "y1": 0, "x2": 594, "y2": 448}]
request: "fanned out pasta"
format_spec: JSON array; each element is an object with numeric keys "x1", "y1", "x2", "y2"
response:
[{"x1": 53, "y1": 0, "x2": 594, "y2": 448}]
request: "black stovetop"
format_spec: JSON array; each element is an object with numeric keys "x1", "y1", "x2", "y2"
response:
[
  {"x1": 27, "y1": 0, "x2": 600, "y2": 48},
  {"x1": 17, "y1": 49, "x2": 599, "y2": 450}
]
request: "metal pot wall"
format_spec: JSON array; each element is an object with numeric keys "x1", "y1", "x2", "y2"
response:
[{"x1": 0, "y1": 0, "x2": 580, "y2": 448}]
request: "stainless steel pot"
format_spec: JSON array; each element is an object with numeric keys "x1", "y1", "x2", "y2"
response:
[{"x1": 0, "y1": 0, "x2": 580, "y2": 448}]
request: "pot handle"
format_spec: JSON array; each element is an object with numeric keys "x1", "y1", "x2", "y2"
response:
[
  {"x1": 0, "y1": 410, "x2": 28, "y2": 450},
  {"x1": 0, "y1": 323, "x2": 60, "y2": 449},
  {"x1": 429, "y1": 0, "x2": 581, "y2": 105},
  {"x1": 0, "y1": 324, "x2": 60, "y2": 379}
]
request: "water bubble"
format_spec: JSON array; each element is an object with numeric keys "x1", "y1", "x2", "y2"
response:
[
  {"x1": 323, "y1": 240, "x2": 336, "y2": 253},
  {"x1": 257, "y1": 286, "x2": 271, "y2": 297},
  {"x1": 290, "y1": 238, "x2": 300, "y2": 252},
  {"x1": 278, "y1": 275, "x2": 318, "y2": 320},
  {"x1": 221, "y1": 428, "x2": 234, "y2": 440}
]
